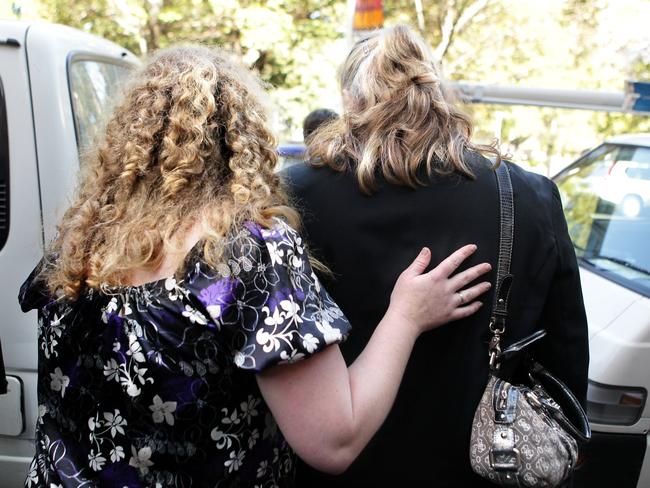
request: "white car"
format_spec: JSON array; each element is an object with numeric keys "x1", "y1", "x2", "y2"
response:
[
  {"x1": 554, "y1": 134, "x2": 650, "y2": 488},
  {"x1": 0, "y1": 21, "x2": 137, "y2": 486}
]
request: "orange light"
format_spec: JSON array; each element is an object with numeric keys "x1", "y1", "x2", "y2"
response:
[{"x1": 353, "y1": 0, "x2": 384, "y2": 31}]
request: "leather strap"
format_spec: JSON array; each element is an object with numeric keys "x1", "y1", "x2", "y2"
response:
[
  {"x1": 529, "y1": 362, "x2": 592, "y2": 443},
  {"x1": 491, "y1": 163, "x2": 514, "y2": 327},
  {"x1": 493, "y1": 163, "x2": 514, "y2": 309}
]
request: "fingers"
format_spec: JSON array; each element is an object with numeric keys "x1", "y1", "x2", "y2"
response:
[
  {"x1": 456, "y1": 281, "x2": 491, "y2": 305},
  {"x1": 449, "y1": 263, "x2": 492, "y2": 291},
  {"x1": 429, "y1": 244, "x2": 477, "y2": 279},
  {"x1": 449, "y1": 300, "x2": 484, "y2": 321},
  {"x1": 401, "y1": 247, "x2": 431, "y2": 278}
]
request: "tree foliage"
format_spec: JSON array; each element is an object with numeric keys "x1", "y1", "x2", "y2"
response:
[{"x1": 6, "y1": 0, "x2": 650, "y2": 169}]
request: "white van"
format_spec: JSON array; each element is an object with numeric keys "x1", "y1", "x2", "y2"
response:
[
  {"x1": 0, "y1": 21, "x2": 137, "y2": 486},
  {"x1": 554, "y1": 134, "x2": 650, "y2": 488}
]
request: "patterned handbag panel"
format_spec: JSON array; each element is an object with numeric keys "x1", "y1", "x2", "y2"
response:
[{"x1": 470, "y1": 375, "x2": 578, "y2": 487}]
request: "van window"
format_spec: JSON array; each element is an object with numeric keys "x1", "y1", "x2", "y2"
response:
[
  {"x1": 555, "y1": 144, "x2": 650, "y2": 297},
  {"x1": 68, "y1": 59, "x2": 131, "y2": 153},
  {"x1": 0, "y1": 76, "x2": 9, "y2": 252}
]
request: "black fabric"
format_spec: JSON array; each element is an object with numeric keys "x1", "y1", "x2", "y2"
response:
[{"x1": 282, "y1": 152, "x2": 589, "y2": 488}]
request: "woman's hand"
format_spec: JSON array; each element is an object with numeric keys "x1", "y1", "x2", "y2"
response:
[
  {"x1": 260, "y1": 244, "x2": 491, "y2": 474},
  {"x1": 388, "y1": 245, "x2": 491, "y2": 337}
]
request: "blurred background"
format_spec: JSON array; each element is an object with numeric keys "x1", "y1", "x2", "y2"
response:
[{"x1": 2, "y1": 0, "x2": 650, "y2": 174}]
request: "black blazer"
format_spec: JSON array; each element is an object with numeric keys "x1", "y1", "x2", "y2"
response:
[{"x1": 282, "y1": 152, "x2": 589, "y2": 487}]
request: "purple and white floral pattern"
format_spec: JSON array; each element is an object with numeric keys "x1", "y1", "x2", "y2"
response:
[{"x1": 19, "y1": 219, "x2": 351, "y2": 487}]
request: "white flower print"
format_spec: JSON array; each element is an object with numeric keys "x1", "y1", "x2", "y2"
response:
[
  {"x1": 302, "y1": 333, "x2": 319, "y2": 353},
  {"x1": 206, "y1": 304, "x2": 222, "y2": 321},
  {"x1": 315, "y1": 320, "x2": 343, "y2": 345},
  {"x1": 311, "y1": 271, "x2": 322, "y2": 293},
  {"x1": 149, "y1": 395, "x2": 177, "y2": 426},
  {"x1": 165, "y1": 277, "x2": 182, "y2": 301},
  {"x1": 221, "y1": 407, "x2": 241, "y2": 426},
  {"x1": 25, "y1": 459, "x2": 38, "y2": 487},
  {"x1": 210, "y1": 428, "x2": 233, "y2": 450},
  {"x1": 103, "y1": 410, "x2": 127, "y2": 437},
  {"x1": 294, "y1": 235, "x2": 304, "y2": 254},
  {"x1": 248, "y1": 428, "x2": 260, "y2": 449},
  {"x1": 88, "y1": 449, "x2": 106, "y2": 471},
  {"x1": 101, "y1": 297, "x2": 118, "y2": 323},
  {"x1": 256, "y1": 459, "x2": 268, "y2": 478},
  {"x1": 41, "y1": 311, "x2": 65, "y2": 359},
  {"x1": 279, "y1": 297, "x2": 303, "y2": 325},
  {"x1": 37, "y1": 404, "x2": 48, "y2": 425},
  {"x1": 103, "y1": 358, "x2": 120, "y2": 382},
  {"x1": 263, "y1": 305, "x2": 284, "y2": 327},
  {"x1": 256, "y1": 329, "x2": 281, "y2": 353},
  {"x1": 110, "y1": 445, "x2": 125, "y2": 462},
  {"x1": 240, "y1": 395, "x2": 260, "y2": 424},
  {"x1": 290, "y1": 254, "x2": 303, "y2": 269},
  {"x1": 126, "y1": 333, "x2": 146, "y2": 363},
  {"x1": 224, "y1": 449, "x2": 245, "y2": 473},
  {"x1": 120, "y1": 301, "x2": 132, "y2": 317},
  {"x1": 182, "y1": 305, "x2": 207, "y2": 325},
  {"x1": 266, "y1": 241, "x2": 284, "y2": 266},
  {"x1": 129, "y1": 446, "x2": 154, "y2": 475},
  {"x1": 279, "y1": 349, "x2": 305, "y2": 363},
  {"x1": 49, "y1": 367, "x2": 70, "y2": 397},
  {"x1": 234, "y1": 351, "x2": 246, "y2": 368}
]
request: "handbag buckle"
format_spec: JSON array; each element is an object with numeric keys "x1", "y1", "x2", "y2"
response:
[
  {"x1": 489, "y1": 448, "x2": 520, "y2": 472},
  {"x1": 526, "y1": 388, "x2": 562, "y2": 414},
  {"x1": 488, "y1": 331, "x2": 502, "y2": 370}
]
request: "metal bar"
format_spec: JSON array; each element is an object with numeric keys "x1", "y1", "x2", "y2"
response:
[{"x1": 450, "y1": 82, "x2": 650, "y2": 115}]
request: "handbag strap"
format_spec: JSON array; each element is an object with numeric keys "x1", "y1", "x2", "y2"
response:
[
  {"x1": 492, "y1": 162, "x2": 515, "y2": 320},
  {"x1": 488, "y1": 163, "x2": 514, "y2": 369},
  {"x1": 529, "y1": 362, "x2": 592, "y2": 443},
  {"x1": 488, "y1": 163, "x2": 592, "y2": 445}
]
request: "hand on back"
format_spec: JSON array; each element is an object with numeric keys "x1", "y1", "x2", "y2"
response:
[{"x1": 389, "y1": 246, "x2": 492, "y2": 337}]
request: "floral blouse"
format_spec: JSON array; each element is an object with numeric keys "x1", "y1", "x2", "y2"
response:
[{"x1": 19, "y1": 219, "x2": 351, "y2": 488}]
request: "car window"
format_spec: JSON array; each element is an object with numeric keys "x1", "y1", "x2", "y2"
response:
[
  {"x1": 68, "y1": 59, "x2": 131, "y2": 153},
  {"x1": 555, "y1": 144, "x2": 650, "y2": 297}
]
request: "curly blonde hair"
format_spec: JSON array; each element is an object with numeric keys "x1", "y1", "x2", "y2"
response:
[
  {"x1": 308, "y1": 25, "x2": 501, "y2": 193},
  {"x1": 46, "y1": 45, "x2": 298, "y2": 300}
]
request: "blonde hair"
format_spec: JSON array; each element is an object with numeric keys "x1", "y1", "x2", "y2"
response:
[
  {"x1": 308, "y1": 24, "x2": 501, "y2": 193},
  {"x1": 46, "y1": 45, "x2": 299, "y2": 300}
]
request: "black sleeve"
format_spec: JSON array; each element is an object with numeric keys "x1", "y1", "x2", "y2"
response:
[{"x1": 536, "y1": 180, "x2": 590, "y2": 408}]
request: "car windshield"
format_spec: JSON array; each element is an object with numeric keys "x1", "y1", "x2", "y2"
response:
[{"x1": 555, "y1": 143, "x2": 650, "y2": 297}]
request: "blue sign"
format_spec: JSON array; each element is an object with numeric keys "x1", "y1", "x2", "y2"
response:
[{"x1": 626, "y1": 81, "x2": 650, "y2": 113}]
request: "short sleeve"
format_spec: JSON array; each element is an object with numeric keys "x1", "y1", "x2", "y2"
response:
[{"x1": 222, "y1": 219, "x2": 351, "y2": 373}]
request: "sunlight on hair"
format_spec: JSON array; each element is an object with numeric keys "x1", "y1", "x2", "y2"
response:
[
  {"x1": 44, "y1": 45, "x2": 300, "y2": 299},
  {"x1": 308, "y1": 24, "x2": 502, "y2": 193}
]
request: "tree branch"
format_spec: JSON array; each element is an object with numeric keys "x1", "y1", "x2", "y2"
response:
[{"x1": 434, "y1": 0, "x2": 490, "y2": 62}]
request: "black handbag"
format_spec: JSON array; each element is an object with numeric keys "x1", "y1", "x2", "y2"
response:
[{"x1": 469, "y1": 162, "x2": 591, "y2": 487}]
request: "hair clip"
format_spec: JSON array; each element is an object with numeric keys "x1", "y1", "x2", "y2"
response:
[{"x1": 356, "y1": 36, "x2": 372, "y2": 56}]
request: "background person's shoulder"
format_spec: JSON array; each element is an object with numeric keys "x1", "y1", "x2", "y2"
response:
[{"x1": 281, "y1": 162, "x2": 348, "y2": 192}]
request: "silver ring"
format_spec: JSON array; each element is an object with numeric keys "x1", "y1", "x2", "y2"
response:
[{"x1": 458, "y1": 291, "x2": 466, "y2": 305}]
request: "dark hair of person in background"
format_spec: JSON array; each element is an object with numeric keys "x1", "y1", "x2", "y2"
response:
[{"x1": 303, "y1": 108, "x2": 339, "y2": 142}]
